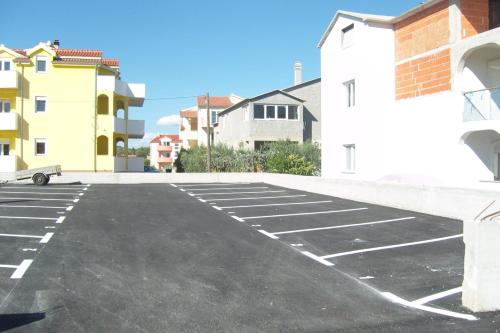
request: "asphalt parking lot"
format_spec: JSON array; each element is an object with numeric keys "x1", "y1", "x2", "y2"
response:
[{"x1": 0, "y1": 182, "x2": 499, "y2": 332}]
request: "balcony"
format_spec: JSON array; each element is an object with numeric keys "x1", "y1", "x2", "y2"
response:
[
  {"x1": 0, "y1": 155, "x2": 16, "y2": 172},
  {"x1": 157, "y1": 145, "x2": 173, "y2": 153},
  {"x1": 0, "y1": 112, "x2": 19, "y2": 131},
  {"x1": 97, "y1": 76, "x2": 145, "y2": 106},
  {"x1": 158, "y1": 157, "x2": 173, "y2": 164},
  {"x1": 114, "y1": 118, "x2": 145, "y2": 138},
  {"x1": 114, "y1": 157, "x2": 144, "y2": 172},
  {"x1": 464, "y1": 87, "x2": 500, "y2": 122},
  {"x1": 0, "y1": 71, "x2": 17, "y2": 89}
]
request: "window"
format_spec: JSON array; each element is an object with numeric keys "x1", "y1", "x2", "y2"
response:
[
  {"x1": 211, "y1": 110, "x2": 218, "y2": 124},
  {"x1": 254, "y1": 105, "x2": 265, "y2": 119},
  {"x1": 35, "y1": 139, "x2": 47, "y2": 156},
  {"x1": 288, "y1": 106, "x2": 298, "y2": 120},
  {"x1": 0, "y1": 100, "x2": 11, "y2": 113},
  {"x1": 341, "y1": 24, "x2": 354, "y2": 48},
  {"x1": 0, "y1": 59, "x2": 11, "y2": 71},
  {"x1": 491, "y1": 0, "x2": 500, "y2": 29},
  {"x1": 35, "y1": 97, "x2": 47, "y2": 113},
  {"x1": 344, "y1": 80, "x2": 355, "y2": 108},
  {"x1": 0, "y1": 141, "x2": 9, "y2": 156},
  {"x1": 36, "y1": 56, "x2": 47, "y2": 73},
  {"x1": 254, "y1": 104, "x2": 299, "y2": 120},
  {"x1": 344, "y1": 144, "x2": 356, "y2": 172}
]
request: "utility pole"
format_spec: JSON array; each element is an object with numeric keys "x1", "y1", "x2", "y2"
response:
[{"x1": 206, "y1": 92, "x2": 211, "y2": 172}]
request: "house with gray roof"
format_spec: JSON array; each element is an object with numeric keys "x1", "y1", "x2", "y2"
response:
[{"x1": 214, "y1": 64, "x2": 321, "y2": 150}]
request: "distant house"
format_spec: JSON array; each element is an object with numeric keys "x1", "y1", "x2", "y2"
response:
[
  {"x1": 150, "y1": 134, "x2": 182, "y2": 172},
  {"x1": 214, "y1": 64, "x2": 321, "y2": 150},
  {"x1": 179, "y1": 107, "x2": 198, "y2": 150}
]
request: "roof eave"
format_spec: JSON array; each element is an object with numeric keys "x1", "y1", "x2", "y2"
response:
[{"x1": 391, "y1": 0, "x2": 444, "y2": 24}]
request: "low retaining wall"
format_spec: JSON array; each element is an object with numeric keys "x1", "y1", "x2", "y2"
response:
[{"x1": 35, "y1": 172, "x2": 500, "y2": 220}]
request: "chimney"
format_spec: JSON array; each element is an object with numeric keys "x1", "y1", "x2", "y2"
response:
[
  {"x1": 53, "y1": 39, "x2": 60, "y2": 49},
  {"x1": 294, "y1": 62, "x2": 302, "y2": 86}
]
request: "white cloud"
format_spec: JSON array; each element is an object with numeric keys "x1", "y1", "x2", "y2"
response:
[
  {"x1": 157, "y1": 114, "x2": 180, "y2": 126},
  {"x1": 129, "y1": 132, "x2": 158, "y2": 148}
]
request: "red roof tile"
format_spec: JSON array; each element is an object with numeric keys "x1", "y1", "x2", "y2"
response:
[
  {"x1": 151, "y1": 134, "x2": 181, "y2": 144},
  {"x1": 181, "y1": 111, "x2": 198, "y2": 118},
  {"x1": 56, "y1": 49, "x2": 103, "y2": 57},
  {"x1": 197, "y1": 96, "x2": 234, "y2": 108},
  {"x1": 52, "y1": 58, "x2": 119, "y2": 67}
]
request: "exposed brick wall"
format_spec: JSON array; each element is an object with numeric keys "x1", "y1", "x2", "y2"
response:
[
  {"x1": 395, "y1": 49, "x2": 451, "y2": 100},
  {"x1": 461, "y1": 0, "x2": 489, "y2": 38},
  {"x1": 395, "y1": 0, "x2": 450, "y2": 62}
]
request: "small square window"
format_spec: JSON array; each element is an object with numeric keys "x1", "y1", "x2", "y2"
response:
[
  {"x1": 266, "y1": 105, "x2": 275, "y2": 119},
  {"x1": 35, "y1": 139, "x2": 47, "y2": 156},
  {"x1": 254, "y1": 105, "x2": 264, "y2": 119},
  {"x1": 277, "y1": 106, "x2": 287, "y2": 119},
  {"x1": 35, "y1": 97, "x2": 47, "y2": 113},
  {"x1": 0, "y1": 142, "x2": 10, "y2": 156},
  {"x1": 3, "y1": 61, "x2": 10, "y2": 71},
  {"x1": 288, "y1": 105, "x2": 298, "y2": 120},
  {"x1": 36, "y1": 57, "x2": 47, "y2": 73},
  {"x1": 0, "y1": 100, "x2": 10, "y2": 113}
]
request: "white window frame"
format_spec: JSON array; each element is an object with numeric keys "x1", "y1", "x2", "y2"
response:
[
  {"x1": 36, "y1": 56, "x2": 48, "y2": 73},
  {"x1": 35, "y1": 96, "x2": 47, "y2": 113},
  {"x1": 211, "y1": 110, "x2": 218, "y2": 125},
  {"x1": 344, "y1": 80, "x2": 355, "y2": 108},
  {"x1": 344, "y1": 144, "x2": 356, "y2": 173},
  {"x1": 35, "y1": 138, "x2": 47, "y2": 156},
  {"x1": 0, "y1": 59, "x2": 12, "y2": 71},
  {"x1": 341, "y1": 24, "x2": 355, "y2": 49},
  {"x1": 0, "y1": 139, "x2": 10, "y2": 156},
  {"x1": 0, "y1": 100, "x2": 11, "y2": 113},
  {"x1": 253, "y1": 104, "x2": 299, "y2": 121}
]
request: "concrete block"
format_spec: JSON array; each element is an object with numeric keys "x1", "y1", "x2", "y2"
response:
[{"x1": 463, "y1": 201, "x2": 500, "y2": 312}]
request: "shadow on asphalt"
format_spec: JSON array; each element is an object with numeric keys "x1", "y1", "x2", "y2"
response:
[{"x1": 0, "y1": 312, "x2": 45, "y2": 331}]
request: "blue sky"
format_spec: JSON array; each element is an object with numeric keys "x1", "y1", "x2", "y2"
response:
[{"x1": 4, "y1": 0, "x2": 423, "y2": 147}]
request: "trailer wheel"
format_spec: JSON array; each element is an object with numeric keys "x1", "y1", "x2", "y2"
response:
[
  {"x1": 43, "y1": 176, "x2": 50, "y2": 185},
  {"x1": 33, "y1": 173, "x2": 48, "y2": 186}
]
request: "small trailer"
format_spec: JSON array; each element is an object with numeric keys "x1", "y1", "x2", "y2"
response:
[{"x1": 15, "y1": 165, "x2": 62, "y2": 186}]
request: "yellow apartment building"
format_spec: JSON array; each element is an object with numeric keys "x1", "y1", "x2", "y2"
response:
[{"x1": 0, "y1": 40, "x2": 146, "y2": 174}]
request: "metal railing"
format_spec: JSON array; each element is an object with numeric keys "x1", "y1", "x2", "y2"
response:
[{"x1": 463, "y1": 86, "x2": 500, "y2": 121}]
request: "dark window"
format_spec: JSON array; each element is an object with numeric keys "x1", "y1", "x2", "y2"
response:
[
  {"x1": 35, "y1": 98, "x2": 46, "y2": 113},
  {"x1": 288, "y1": 106, "x2": 298, "y2": 119},
  {"x1": 266, "y1": 105, "x2": 275, "y2": 119},
  {"x1": 36, "y1": 141, "x2": 46, "y2": 155},
  {"x1": 342, "y1": 24, "x2": 354, "y2": 47},
  {"x1": 4, "y1": 62, "x2": 10, "y2": 71},
  {"x1": 2, "y1": 144, "x2": 9, "y2": 156},
  {"x1": 277, "y1": 106, "x2": 287, "y2": 119},
  {"x1": 491, "y1": 0, "x2": 500, "y2": 29},
  {"x1": 36, "y1": 58, "x2": 47, "y2": 72},
  {"x1": 254, "y1": 105, "x2": 264, "y2": 119}
]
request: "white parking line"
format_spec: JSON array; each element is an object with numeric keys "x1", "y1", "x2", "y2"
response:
[
  {"x1": 231, "y1": 216, "x2": 245, "y2": 222},
  {"x1": 0, "y1": 232, "x2": 54, "y2": 243},
  {"x1": 66, "y1": 205, "x2": 74, "y2": 211},
  {"x1": 412, "y1": 287, "x2": 463, "y2": 305},
  {"x1": 382, "y1": 292, "x2": 477, "y2": 321},
  {"x1": 0, "y1": 187, "x2": 86, "y2": 191},
  {"x1": 8, "y1": 260, "x2": 34, "y2": 279},
  {"x1": 192, "y1": 190, "x2": 286, "y2": 196},
  {"x1": 258, "y1": 230, "x2": 279, "y2": 239},
  {"x1": 0, "y1": 204, "x2": 67, "y2": 210},
  {"x1": 188, "y1": 187, "x2": 269, "y2": 191},
  {"x1": 239, "y1": 208, "x2": 368, "y2": 221},
  {"x1": 178, "y1": 183, "x2": 251, "y2": 187},
  {"x1": 0, "y1": 191, "x2": 82, "y2": 195},
  {"x1": 0, "y1": 216, "x2": 58, "y2": 221},
  {"x1": 0, "y1": 197, "x2": 74, "y2": 202},
  {"x1": 301, "y1": 251, "x2": 335, "y2": 267},
  {"x1": 56, "y1": 216, "x2": 66, "y2": 224},
  {"x1": 204, "y1": 195, "x2": 308, "y2": 202},
  {"x1": 170, "y1": 184, "x2": 178, "y2": 187},
  {"x1": 272, "y1": 217, "x2": 416, "y2": 236},
  {"x1": 73, "y1": 198, "x2": 80, "y2": 203},
  {"x1": 214, "y1": 201, "x2": 333, "y2": 210},
  {"x1": 321, "y1": 234, "x2": 463, "y2": 259}
]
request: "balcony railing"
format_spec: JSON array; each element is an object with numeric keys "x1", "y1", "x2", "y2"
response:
[
  {"x1": 157, "y1": 145, "x2": 173, "y2": 153},
  {"x1": 113, "y1": 118, "x2": 145, "y2": 138},
  {"x1": 97, "y1": 76, "x2": 145, "y2": 106},
  {"x1": 158, "y1": 157, "x2": 173, "y2": 164},
  {"x1": 0, "y1": 112, "x2": 19, "y2": 130},
  {"x1": 464, "y1": 87, "x2": 500, "y2": 121},
  {"x1": 0, "y1": 71, "x2": 17, "y2": 89}
]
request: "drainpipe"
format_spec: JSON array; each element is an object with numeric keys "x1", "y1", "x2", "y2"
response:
[{"x1": 94, "y1": 65, "x2": 98, "y2": 172}]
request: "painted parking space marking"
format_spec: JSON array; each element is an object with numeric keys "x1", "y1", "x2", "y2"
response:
[
  {"x1": 0, "y1": 205, "x2": 68, "y2": 210},
  {"x1": 0, "y1": 187, "x2": 86, "y2": 191},
  {"x1": 66, "y1": 205, "x2": 74, "y2": 211},
  {"x1": 381, "y1": 292, "x2": 477, "y2": 321},
  {"x1": 56, "y1": 216, "x2": 66, "y2": 224},
  {"x1": 320, "y1": 234, "x2": 463, "y2": 259},
  {"x1": 176, "y1": 183, "x2": 251, "y2": 187},
  {"x1": 412, "y1": 287, "x2": 463, "y2": 306},
  {"x1": 203, "y1": 194, "x2": 308, "y2": 202},
  {"x1": 0, "y1": 191, "x2": 82, "y2": 196},
  {"x1": 301, "y1": 251, "x2": 335, "y2": 267},
  {"x1": 258, "y1": 230, "x2": 279, "y2": 239},
  {"x1": 0, "y1": 259, "x2": 34, "y2": 279},
  {"x1": 237, "y1": 207, "x2": 368, "y2": 221},
  {"x1": 191, "y1": 190, "x2": 286, "y2": 196},
  {"x1": 231, "y1": 216, "x2": 245, "y2": 222},
  {"x1": 0, "y1": 232, "x2": 54, "y2": 243},
  {"x1": 272, "y1": 217, "x2": 416, "y2": 237},
  {"x1": 188, "y1": 187, "x2": 269, "y2": 191},
  {"x1": 0, "y1": 216, "x2": 58, "y2": 221},
  {"x1": 0, "y1": 197, "x2": 75, "y2": 202},
  {"x1": 214, "y1": 200, "x2": 333, "y2": 210}
]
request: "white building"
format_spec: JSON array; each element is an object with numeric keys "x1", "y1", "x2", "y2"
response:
[
  {"x1": 320, "y1": 0, "x2": 500, "y2": 186},
  {"x1": 149, "y1": 134, "x2": 182, "y2": 172}
]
